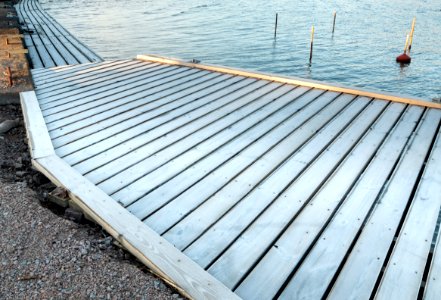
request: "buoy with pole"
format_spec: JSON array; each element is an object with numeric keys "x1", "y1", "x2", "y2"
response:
[
  {"x1": 396, "y1": 33, "x2": 411, "y2": 64},
  {"x1": 396, "y1": 18, "x2": 416, "y2": 64},
  {"x1": 274, "y1": 13, "x2": 278, "y2": 39}
]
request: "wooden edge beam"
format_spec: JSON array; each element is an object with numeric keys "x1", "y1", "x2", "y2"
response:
[
  {"x1": 137, "y1": 54, "x2": 441, "y2": 110},
  {"x1": 20, "y1": 91, "x2": 55, "y2": 159},
  {"x1": 32, "y1": 155, "x2": 241, "y2": 300},
  {"x1": 0, "y1": 34, "x2": 24, "y2": 38},
  {"x1": 1, "y1": 49, "x2": 29, "y2": 56}
]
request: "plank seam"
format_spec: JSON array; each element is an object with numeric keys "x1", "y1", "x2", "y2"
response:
[{"x1": 322, "y1": 107, "x2": 426, "y2": 297}]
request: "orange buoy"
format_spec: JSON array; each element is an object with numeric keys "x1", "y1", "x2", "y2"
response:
[{"x1": 396, "y1": 53, "x2": 411, "y2": 64}]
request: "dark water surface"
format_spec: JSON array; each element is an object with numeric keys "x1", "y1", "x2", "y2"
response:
[{"x1": 41, "y1": 0, "x2": 441, "y2": 100}]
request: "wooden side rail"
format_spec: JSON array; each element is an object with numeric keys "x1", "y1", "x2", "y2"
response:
[{"x1": 137, "y1": 54, "x2": 441, "y2": 110}]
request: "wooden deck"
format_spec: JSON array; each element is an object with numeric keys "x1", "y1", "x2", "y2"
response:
[
  {"x1": 15, "y1": 0, "x2": 102, "y2": 69},
  {"x1": 21, "y1": 54, "x2": 441, "y2": 299}
]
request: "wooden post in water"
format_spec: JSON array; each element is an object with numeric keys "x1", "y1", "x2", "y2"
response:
[
  {"x1": 309, "y1": 25, "x2": 315, "y2": 63},
  {"x1": 274, "y1": 13, "x2": 278, "y2": 39},
  {"x1": 408, "y1": 17, "x2": 416, "y2": 51},
  {"x1": 332, "y1": 11, "x2": 336, "y2": 34}
]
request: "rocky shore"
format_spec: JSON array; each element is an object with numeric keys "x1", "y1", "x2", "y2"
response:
[{"x1": 0, "y1": 104, "x2": 178, "y2": 299}]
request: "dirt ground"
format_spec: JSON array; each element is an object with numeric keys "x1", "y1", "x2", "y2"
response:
[{"x1": 0, "y1": 104, "x2": 179, "y2": 299}]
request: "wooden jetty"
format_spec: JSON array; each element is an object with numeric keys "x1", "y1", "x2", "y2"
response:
[
  {"x1": 16, "y1": 0, "x2": 441, "y2": 299},
  {"x1": 15, "y1": 0, "x2": 102, "y2": 68},
  {"x1": 22, "y1": 55, "x2": 441, "y2": 299}
]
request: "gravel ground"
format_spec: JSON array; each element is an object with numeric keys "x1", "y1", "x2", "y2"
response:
[{"x1": 0, "y1": 104, "x2": 178, "y2": 299}]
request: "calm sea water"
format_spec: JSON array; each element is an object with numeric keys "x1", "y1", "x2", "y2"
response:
[{"x1": 41, "y1": 0, "x2": 441, "y2": 100}]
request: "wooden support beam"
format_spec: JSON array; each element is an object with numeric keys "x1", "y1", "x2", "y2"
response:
[
  {"x1": 0, "y1": 34, "x2": 23, "y2": 38},
  {"x1": 137, "y1": 54, "x2": 441, "y2": 110},
  {"x1": 20, "y1": 91, "x2": 54, "y2": 159},
  {"x1": 0, "y1": 49, "x2": 29, "y2": 58}
]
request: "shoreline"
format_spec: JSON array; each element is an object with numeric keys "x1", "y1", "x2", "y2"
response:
[{"x1": 0, "y1": 104, "x2": 178, "y2": 299}]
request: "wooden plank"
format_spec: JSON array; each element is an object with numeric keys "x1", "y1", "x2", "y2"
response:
[
  {"x1": 425, "y1": 221, "x2": 441, "y2": 299},
  {"x1": 122, "y1": 86, "x2": 310, "y2": 216},
  {"x1": 35, "y1": 60, "x2": 138, "y2": 91},
  {"x1": 53, "y1": 68, "x2": 208, "y2": 154},
  {"x1": 17, "y1": 0, "x2": 102, "y2": 68},
  {"x1": 375, "y1": 112, "x2": 441, "y2": 299},
  {"x1": 32, "y1": 0, "x2": 102, "y2": 62},
  {"x1": 0, "y1": 34, "x2": 24, "y2": 38},
  {"x1": 20, "y1": 91, "x2": 54, "y2": 159},
  {"x1": 160, "y1": 94, "x2": 359, "y2": 250},
  {"x1": 72, "y1": 77, "x2": 254, "y2": 174},
  {"x1": 37, "y1": 22, "x2": 79, "y2": 65},
  {"x1": 201, "y1": 100, "x2": 391, "y2": 288},
  {"x1": 50, "y1": 71, "x2": 217, "y2": 145},
  {"x1": 27, "y1": 34, "x2": 55, "y2": 68},
  {"x1": 41, "y1": 65, "x2": 183, "y2": 118},
  {"x1": 270, "y1": 105, "x2": 422, "y2": 300},
  {"x1": 31, "y1": 6, "x2": 90, "y2": 64},
  {"x1": 36, "y1": 60, "x2": 144, "y2": 96},
  {"x1": 33, "y1": 155, "x2": 239, "y2": 300},
  {"x1": 26, "y1": 45, "x2": 43, "y2": 69},
  {"x1": 16, "y1": 1, "x2": 57, "y2": 68},
  {"x1": 40, "y1": 66, "x2": 179, "y2": 121},
  {"x1": 138, "y1": 90, "x2": 336, "y2": 227},
  {"x1": 100, "y1": 82, "x2": 290, "y2": 201},
  {"x1": 33, "y1": 60, "x2": 124, "y2": 83},
  {"x1": 0, "y1": 49, "x2": 29, "y2": 56},
  {"x1": 40, "y1": 65, "x2": 185, "y2": 113},
  {"x1": 328, "y1": 108, "x2": 440, "y2": 300},
  {"x1": 24, "y1": 0, "x2": 86, "y2": 65},
  {"x1": 28, "y1": 14, "x2": 67, "y2": 66},
  {"x1": 137, "y1": 88, "x2": 326, "y2": 224},
  {"x1": 48, "y1": 73, "x2": 234, "y2": 138},
  {"x1": 31, "y1": 61, "x2": 102, "y2": 78},
  {"x1": 49, "y1": 72, "x2": 224, "y2": 145},
  {"x1": 249, "y1": 104, "x2": 418, "y2": 300},
  {"x1": 61, "y1": 78, "x2": 262, "y2": 167},
  {"x1": 137, "y1": 54, "x2": 441, "y2": 109}
]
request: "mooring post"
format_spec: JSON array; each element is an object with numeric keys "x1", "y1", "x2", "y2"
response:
[
  {"x1": 274, "y1": 13, "x2": 278, "y2": 39},
  {"x1": 408, "y1": 17, "x2": 416, "y2": 51},
  {"x1": 309, "y1": 25, "x2": 315, "y2": 64},
  {"x1": 332, "y1": 11, "x2": 336, "y2": 34}
]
